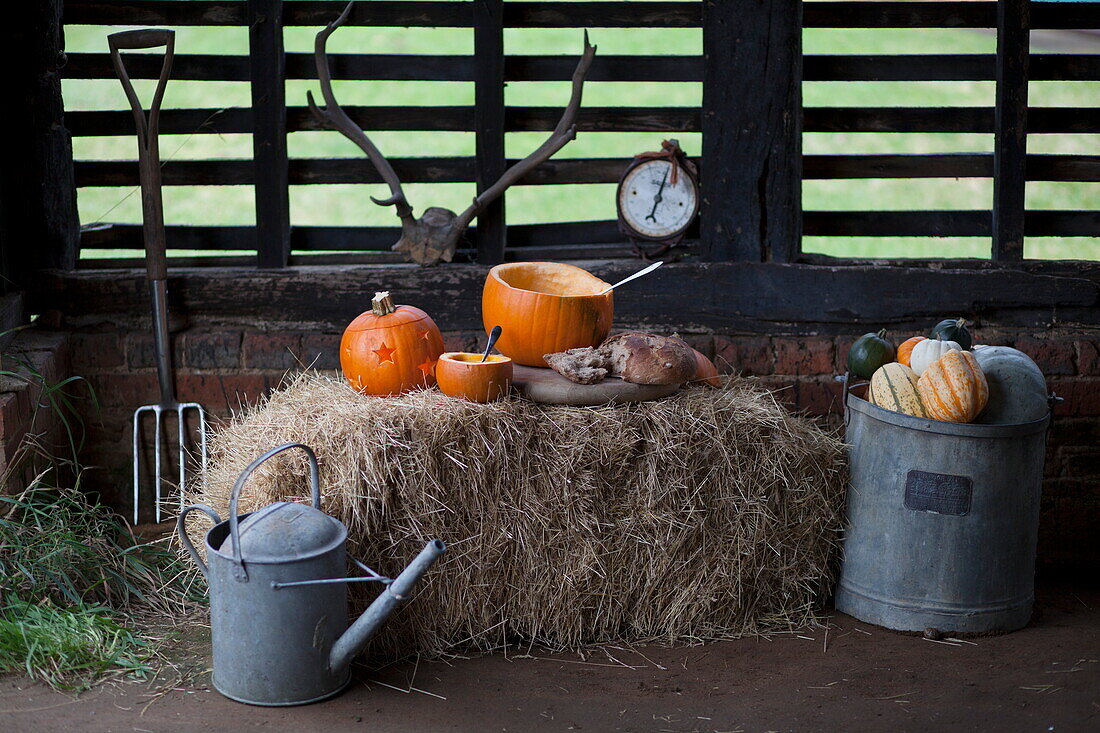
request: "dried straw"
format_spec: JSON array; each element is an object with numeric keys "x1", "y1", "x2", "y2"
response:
[{"x1": 186, "y1": 372, "x2": 846, "y2": 660}]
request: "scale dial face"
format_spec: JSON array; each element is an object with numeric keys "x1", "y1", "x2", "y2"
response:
[{"x1": 617, "y1": 159, "x2": 699, "y2": 241}]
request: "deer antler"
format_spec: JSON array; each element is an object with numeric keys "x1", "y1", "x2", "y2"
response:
[
  {"x1": 308, "y1": 3, "x2": 596, "y2": 265},
  {"x1": 307, "y1": 2, "x2": 414, "y2": 222},
  {"x1": 452, "y1": 32, "x2": 597, "y2": 235}
]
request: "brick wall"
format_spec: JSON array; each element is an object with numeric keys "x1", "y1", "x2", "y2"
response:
[{"x1": 4, "y1": 322, "x2": 1097, "y2": 574}]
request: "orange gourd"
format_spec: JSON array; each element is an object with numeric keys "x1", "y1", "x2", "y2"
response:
[
  {"x1": 436, "y1": 352, "x2": 513, "y2": 402},
  {"x1": 689, "y1": 348, "x2": 721, "y2": 387},
  {"x1": 340, "y1": 291, "x2": 444, "y2": 396},
  {"x1": 482, "y1": 262, "x2": 614, "y2": 367},
  {"x1": 896, "y1": 336, "x2": 926, "y2": 367},
  {"x1": 917, "y1": 349, "x2": 989, "y2": 423}
]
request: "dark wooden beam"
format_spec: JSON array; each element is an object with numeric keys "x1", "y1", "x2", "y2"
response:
[
  {"x1": 0, "y1": 0, "x2": 80, "y2": 287},
  {"x1": 37, "y1": 261, "x2": 1100, "y2": 336},
  {"x1": 249, "y1": 0, "x2": 290, "y2": 268},
  {"x1": 992, "y1": 0, "x2": 1029, "y2": 262},
  {"x1": 474, "y1": 0, "x2": 507, "y2": 265},
  {"x1": 701, "y1": 0, "x2": 801, "y2": 262}
]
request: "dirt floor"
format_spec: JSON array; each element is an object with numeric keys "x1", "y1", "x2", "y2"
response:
[{"x1": 2, "y1": 583, "x2": 1098, "y2": 733}]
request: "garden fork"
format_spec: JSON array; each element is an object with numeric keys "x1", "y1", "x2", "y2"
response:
[{"x1": 109, "y1": 29, "x2": 207, "y2": 524}]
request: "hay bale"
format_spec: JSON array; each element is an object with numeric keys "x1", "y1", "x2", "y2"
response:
[{"x1": 186, "y1": 373, "x2": 846, "y2": 660}]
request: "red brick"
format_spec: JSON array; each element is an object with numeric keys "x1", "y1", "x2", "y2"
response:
[
  {"x1": 1060, "y1": 447, "x2": 1100, "y2": 478},
  {"x1": 300, "y1": 334, "x2": 341, "y2": 371},
  {"x1": 68, "y1": 332, "x2": 124, "y2": 371},
  {"x1": 242, "y1": 332, "x2": 303, "y2": 370},
  {"x1": 793, "y1": 377, "x2": 846, "y2": 416},
  {"x1": 1014, "y1": 337, "x2": 1076, "y2": 376},
  {"x1": 85, "y1": 373, "x2": 161, "y2": 408},
  {"x1": 1043, "y1": 477, "x2": 1094, "y2": 499},
  {"x1": 1077, "y1": 340, "x2": 1100, "y2": 376},
  {"x1": 834, "y1": 335, "x2": 857, "y2": 374},
  {"x1": 1048, "y1": 378, "x2": 1100, "y2": 417},
  {"x1": 773, "y1": 337, "x2": 835, "y2": 376},
  {"x1": 176, "y1": 373, "x2": 274, "y2": 413},
  {"x1": 127, "y1": 332, "x2": 182, "y2": 370},
  {"x1": 441, "y1": 331, "x2": 483, "y2": 354},
  {"x1": 180, "y1": 331, "x2": 242, "y2": 370},
  {"x1": 714, "y1": 336, "x2": 773, "y2": 375},
  {"x1": 676, "y1": 334, "x2": 715, "y2": 359}
]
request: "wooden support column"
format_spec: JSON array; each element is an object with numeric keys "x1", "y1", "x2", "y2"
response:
[
  {"x1": 0, "y1": 0, "x2": 80, "y2": 287},
  {"x1": 249, "y1": 0, "x2": 291, "y2": 268},
  {"x1": 992, "y1": 0, "x2": 1030, "y2": 262},
  {"x1": 474, "y1": 0, "x2": 507, "y2": 265},
  {"x1": 701, "y1": 0, "x2": 802, "y2": 262}
]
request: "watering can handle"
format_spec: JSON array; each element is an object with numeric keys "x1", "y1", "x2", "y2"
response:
[
  {"x1": 228, "y1": 443, "x2": 322, "y2": 582},
  {"x1": 176, "y1": 504, "x2": 222, "y2": 579}
]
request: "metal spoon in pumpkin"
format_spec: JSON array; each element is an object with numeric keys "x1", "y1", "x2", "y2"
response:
[
  {"x1": 482, "y1": 325, "x2": 503, "y2": 362},
  {"x1": 595, "y1": 261, "x2": 663, "y2": 296}
]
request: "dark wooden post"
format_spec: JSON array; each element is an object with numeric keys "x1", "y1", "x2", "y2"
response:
[
  {"x1": 992, "y1": 0, "x2": 1030, "y2": 262},
  {"x1": 0, "y1": 0, "x2": 80, "y2": 287},
  {"x1": 474, "y1": 0, "x2": 507, "y2": 265},
  {"x1": 249, "y1": 0, "x2": 291, "y2": 268},
  {"x1": 700, "y1": 0, "x2": 802, "y2": 262}
]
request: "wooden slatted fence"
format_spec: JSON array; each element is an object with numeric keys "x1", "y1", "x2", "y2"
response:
[{"x1": 60, "y1": 0, "x2": 1100, "y2": 268}]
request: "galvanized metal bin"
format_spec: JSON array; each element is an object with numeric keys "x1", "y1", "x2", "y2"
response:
[{"x1": 834, "y1": 382, "x2": 1050, "y2": 634}]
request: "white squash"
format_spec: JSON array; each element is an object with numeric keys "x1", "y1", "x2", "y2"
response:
[
  {"x1": 973, "y1": 346, "x2": 1049, "y2": 424},
  {"x1": 910, "y1": 338, "x2": 962, "y2": 376}
]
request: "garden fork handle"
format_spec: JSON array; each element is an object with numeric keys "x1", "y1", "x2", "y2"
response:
[{"x1": 108, "y1": 29, "x2": 175, "y2": 282}]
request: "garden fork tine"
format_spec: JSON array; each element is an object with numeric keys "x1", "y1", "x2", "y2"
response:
[{"x1": 110, "y1": 29, "x2": 208, "y2": 524}]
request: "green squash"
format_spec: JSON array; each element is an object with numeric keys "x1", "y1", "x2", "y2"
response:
[
  {"x1": 930, "y1": 318, "x2": 972, "y2": 350},
  {"x1": 973, "y1": 346, "x2": 1049, "y2": 424},
  {"x1": 847, "y1": 329, "x2": 895, "y2": 379}
]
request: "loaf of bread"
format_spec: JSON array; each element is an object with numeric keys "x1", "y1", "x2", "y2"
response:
[{"x1": 543, "y1": 331, "x2": 697, "y2": 386}]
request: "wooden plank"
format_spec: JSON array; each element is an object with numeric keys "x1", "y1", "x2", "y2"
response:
[
  {"x1": 75, "y1": 154, "x2": 1100, "y2": 188},
  {"x1": 804, "y1": 154, "x2": 991, "y2": 179},
  {"x1": 992, "y1": 0, "x2": 1029, "y2": 262},
  {"x1": 506, "y1": 55, "x2": 701, "y2": 82},
  {"x1": 73, "y1": 104, "x2": 1100, "y2": 138},
  {"x1": 474, "y1": 0, "x2": 507, "y2": 265},
  {"x1": 39, "y1": 261, "x2": 1100, "y2": 335},
  {"x1": 503, "y1": 2, "x2": 701, "y2": 27},
  {"x1": 1, "y1": 0, "x2": 80, "y2": 286},
  {"x1": 249, "y1": 0, "x2": 290, "y2": 268},
  {"x1": 803, "y1": 211, "x2": 991, "y2": 237},
  {"x1": 1025, "y1": 211, "x2": 1100, "y2": 237},
  {"x1": 61, "y1": 52, "x2": 1100, "y2": 84},
  {"x1": 65, "y1": 1, "x2": 475, "y2": 27},
  {"x1": 701, "y1": 0, "x2": 801, "y2": 263},
  {"x1": 804, "y1": 1, "x2": 995, "y2": 28}
]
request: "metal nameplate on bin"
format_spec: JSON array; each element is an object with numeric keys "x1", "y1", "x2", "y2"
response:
[{"x1": 903, "y1": 470, "x2": 972, "y2": 516}]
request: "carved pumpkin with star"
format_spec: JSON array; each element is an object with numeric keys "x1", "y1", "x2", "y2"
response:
[{"x1": 340, "y1": 291, "x2": 445, "y2": 396}]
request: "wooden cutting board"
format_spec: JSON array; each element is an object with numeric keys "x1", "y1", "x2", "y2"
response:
[{"x1": 512, "y1": 365, "x2": 681, "y2": 405}]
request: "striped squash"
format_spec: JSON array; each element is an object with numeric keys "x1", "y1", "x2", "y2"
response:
[
  {"x1": 917, "y1": 349, "x2": 989, "y2": 423},
  {"x1": 870, "y1": 363, "x2": 927, "y2": 418}
]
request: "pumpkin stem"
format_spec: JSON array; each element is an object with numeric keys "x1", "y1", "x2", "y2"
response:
[
  {"x1": 371, "y1": 291, "x2": 397, "y2": 316},
  {"x1": 875, "y1": 328, "x2": 887, "y2": 339}
]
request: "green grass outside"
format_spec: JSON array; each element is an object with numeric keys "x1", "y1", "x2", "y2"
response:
[{"x1": 63, "y1": 22, "x2": 1100, "y2": 261}]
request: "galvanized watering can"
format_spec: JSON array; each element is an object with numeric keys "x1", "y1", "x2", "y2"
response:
[{"x1": 178, "y1": 443, "x2": 445, "y2": 706}]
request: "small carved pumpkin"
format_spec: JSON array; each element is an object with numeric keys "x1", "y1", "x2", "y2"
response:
[
  {"x1": 910, "y1": 337, "x2": 962, "y2": 376},
  {"x1": 896, "y1": 336, "x2": 926, "y2": 368},
  {"x1": 340, "y1": 291, "x2": 444, "y2": 396},
  {"x1": 436, "y1": 352, "x2": 513, "y2": 403},
  {"x1": 917, "y1": 349, "x2": 989, "y2": 423}
]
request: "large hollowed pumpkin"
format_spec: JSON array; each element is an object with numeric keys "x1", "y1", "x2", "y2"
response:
[
  {"x1": 972, "y1": 346, "x2": 1049, "y2": 424},
  {"x1": 917, "y1": 349, "x2": 989, "y2": 423},
  {"x1": 340, "y1": 291, "x2": 445, "y2": 396},
  {"x1": 482, "y1": 262, "x2": 614, "y2": 366}
]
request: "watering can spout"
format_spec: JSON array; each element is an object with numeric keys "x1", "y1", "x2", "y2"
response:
[{"x1": 329, "y1": 539, "x2": 446, "y2": 674}]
